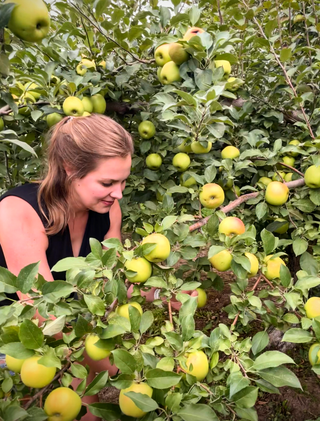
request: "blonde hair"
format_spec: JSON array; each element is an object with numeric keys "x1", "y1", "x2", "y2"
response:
[{"x1": 38, "y1": 114, "x2": 133, "y2": 235}]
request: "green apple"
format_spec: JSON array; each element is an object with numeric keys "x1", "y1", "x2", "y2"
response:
[
  {"x1": 282, "y1": 156, "x2": 295, "y2": 167},
  {"x1": 227, "y1": 77, "x2": 244, "y2": 91},
  {"x1": 305, "y1": 165, "x2": 320, "y2": 188},
  {"x1": 293, "y1": 14, "x2": 305, "y2": 24},
  {"x1": 288, "y1": 139, "x2": 300, "y2": 157},
  {"x1": 273, "y1": 218, "x2": 289, "y2": 234},
  {"x1": 146, "y1": 153, "x2": 162, "y2": 170},
  {"x1": 221, "y1": 145, "x2": 240, "y2": 159},
  {"x1": 209, "y1": 249, "x2": 232, "y2": 271},
  {"x1": 154, "y1": 44, "x2": 172, "y2": 66},
  {"x1": 199, "y1": 183, "x2": 225, "y2": 209},
  {"x1": 91, "y1": 94, "x2": 106, "y2": 114},
  {"x1": 309, "y1": 343, "x2": 320, "y2": 366},
  {"x1": 76, "y1": 64, "x2": 88, "y2": 76},
  {"x1": 272, "y1": 171, "x2": 285, "y2": 181},
  {"x1": 245, "y1": 252, "x2": 259, "y2": 277},
  {"x1": 284, "y1": 173, "x2": 293, "y2": 182},
  {"x1": 99, "y1": 60, "x2": 106, "y2": 69},
  {"x1": 80, "y1": 58, "x2": 96, "y2": 70},
  {"x1": 82, "y1": 111, "x2": 91, "y2": 117},
  {"x1": 258, "y1": 177, "x2": 272, "y2": 186},
  {"x1": 157, "y1": 67, "x2": 163, "y2": 82},
  {"x1": 265, "y1": 181, "x2": 289, "y2": 206},
  {"x1": 214, "y1": 60, "x2": 231, "y2": 75},
  {"x1": 125, "y1": 257, "x2": 152, "y2": 283},
  {"x1": 180, "y1": 174, "x2": 196, "y2": 187},
  {"x1": 160, "y1": 61, "x2": 181, "y2": 85},
  {"x1": 117, "y1": 302, "x2": 143, "y2": 320},
  {"x1": 172, "y1": 152, "x2": 190, "y2": 172},
  {"x1": 5, "y1": 0, "x2": 50, "y2": 42},
  {"x1": 181, "y1": 350, "x2": 209, "y2": 381},
  {"x1": 44, "y1": 387, "x2": 82, "y2": 421},
  {"x1": 5, "y1": 355, "x2": 26, "y2": 373},
  {"x1": 183, "y1": 27, "x2": 205, "y2": 40},
  {"x1": 47, "y1": 112, "x2": 63, "y2": 127},
  {"x1": 169, "y1": 43, "x2": 189, "y2": 65},
  {"x1": 141, "y1": 233, "x2": 171, "y2": 262},
  {"x1": 264, "y1": 255, "x2": 286, "y2": 280},
  {"x1": 196, "y1": 288, "x2": 207, "y2": 308},
  {"x1": 191, "y1": 141, "x2": 212, "y2": 154},
  {"x1": 138, "y1": 121, "x2": 155, "y2": 139},
  {"x1": 85, "y1": 334, "x2": 111, "y2": 360},
  {"x1": 62, "y1": 96, "x2": 84, "y2": 116},
  {"x1": 21, "y1": 356, "x2": 56, "y2": 388},
  {"x1": 24, "y1": 82, "x2": 41, "y2": 100},
  {"x1": 82, "y1": 97, "x2": 93, "y2": 113},
  {"x1": 177, "y1": 139, "x2": 192, "y2": 153},
  {"x1": 219, "y1": 216, "x2": 245, "y2": 236},
  {"x1": 119, "y1": 382, "x2": 153, "y2": 418},
  {"x1": 0, "y1": 117, "x2": 4, "y2": 131},
  {"x1": 234, "y1": 186, "x2": 241, "y2": 196}
]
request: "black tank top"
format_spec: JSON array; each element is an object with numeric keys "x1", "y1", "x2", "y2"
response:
[{"x1": 0, "y1": 183, "x2": 111, "y2": 305}]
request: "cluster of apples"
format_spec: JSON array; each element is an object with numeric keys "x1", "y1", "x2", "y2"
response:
[{"x1": 76, "y1": 57, "x2": 107, "y2": 75}]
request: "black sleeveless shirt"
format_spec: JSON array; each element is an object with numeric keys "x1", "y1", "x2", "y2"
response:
[{"x1": 0, "y1": 183, "x2": 111, "y2": 305}]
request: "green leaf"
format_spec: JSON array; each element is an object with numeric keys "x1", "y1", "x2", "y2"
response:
[
  {"x1": 235, "y1": 407, "x2": 258, "y2": 421},
  {"x1": 255, "y1": 202, "x2": 268, "y2": 220},
  {"x1": 280, "y1": 264, "x2": 291, "y2": 287},
  {"x1": 258, "y1": 366, "x2": 302, "y2": 389},
  {"x1": 174, "y1": 90, "x2": 197, "y2": 107},
  {"x1": 38, "y1": 348, "x2": 61, "y2": 369},
  {"x1": 146, "y1": 369, "x2": 181, "y2": 389},
  {"x1": 75, "y1": 315, "x2": 93, "y2": 337},
  {"x1": 16, "y1": 262, "x2": 40, "y2": 294},
  {"x1": 261, "y1": 229, "x2": 278, "y2": 255},
  {"x1": 70, "y1": 363, "x2": 88, "y2": 379},
  {"x1": 251, "y1": 351, "x2": 295, "y2": 371},
  {"x1": 19, "y1": 319, "x2": 44, "y2": 350},
  {"x1": 204, "y1": 165, "x2": 217, "y2": 183},
  {"x1": 300, "y1": 252, "x2": 319, "y2": 275},
  {"x1": 85, "y1": 371, "x2": 109, "y2": 396},
  {"x1": 0, "y1": 342, "x2": 34, "y2": 359},
  {"x1": 90, "y1": 238, "x2": 103, "y2": 259},
  {"x1": 293, "y1": 239, "x2": 308, "y2": 256},
  {"x1": 112, "y1": 349, "x2": 137, "y2": 374},
  {"x1": 83, "y1": 294, "x2": 105, "y2": 316},
  {"x1": 88, "y1": 403, "x2": 121, "y2": 421},
  {"x1": 140, "y1": 311, "x2": 154, "y2": 334},
  {"x1": 129, "y1": 305, "x2": 141, "y2": 333},
  {"x1": 189, "y1": 6, "x2": 201, "y2": 26},
  {"x1": 208, "y1": 245, "x2": 226, "y2": 259},
  {"x1": 231, "y1": 386, "x2": 259, "y2": 408},
  {"x1": 295, "y1": 276, "x2": 320, "y2": 291},
  {"x1": 124, "y1": 392, "x2": 159, "y2": 412},
  {"x1": 42, "y1": 281, "x2": 75, "y2": 300},
  {"x1": 280, "y1": 48, "x2": 292, "y2": 62},
  {"x1": 51, "y1": 257, "x2": 89, "y2": 272},
  {"x1": 3, "y1": 406, "x2": 29, "y2": 421},
  {"x1": 228, "y1": 372, "x2": 250, "y2": 399},
  {"x1": 282, "y1": 328, "x2": 313, "y2": 343},
  {"x1": 177, "y1": 404, "x2": 219, "y2": 421},
  {"x1": 102, "y1": 248, "x2": 117, "y2": 267},
  {"x1": 101, "y1": 324, "x2": 127, "y2": 339},
  {"x1": 0, "y1": 3, "x2": 16, "y2": 29},
  {"x1": 2, "y1": 377, "x2": 13, "y2": 393},
  {"x1": 42, "y1": 315, "x2": 66, "y2": 336}
]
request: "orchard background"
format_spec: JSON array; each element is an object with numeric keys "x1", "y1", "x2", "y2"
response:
[{"x1": 1, "y1": 0, "x2": 320, "y2": 420}]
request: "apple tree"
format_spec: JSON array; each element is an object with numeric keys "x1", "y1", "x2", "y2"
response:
[{"x1": 1, "y1": 0, "x2": 320, "y2": 420}]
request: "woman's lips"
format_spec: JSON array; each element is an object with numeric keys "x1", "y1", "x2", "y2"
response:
[{"x1": 102, "y1": 200, "x2": 114, "y2": 206}]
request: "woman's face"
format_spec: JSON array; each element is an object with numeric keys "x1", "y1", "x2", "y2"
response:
[{"x1": 69, "y1": 155, "x2": 132, "y2": 213}]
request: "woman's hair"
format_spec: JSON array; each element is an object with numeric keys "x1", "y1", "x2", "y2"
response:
[{"x1": 38, "y1": 114, "x2": 134, "y2": 235}]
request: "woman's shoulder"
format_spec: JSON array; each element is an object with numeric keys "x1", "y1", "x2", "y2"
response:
[{"x1": 0, "y1": 183, "x2": 40, "y2": 202}]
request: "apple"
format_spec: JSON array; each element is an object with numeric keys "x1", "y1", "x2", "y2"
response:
[
  {"x1": 288, "y1": 139, "x2": 300, "y2": 157},
  {"x1": 24, "y1": 82, "x2": 41, "y2": 100},
  {"x1": 196, "y1": 288, "x2": 207, "y2": 308},
  {"x1": 125, "y1": 257, "x2": 152, "y2": 283},
  {"x1": 85, "y1": 334, "x2": 111, "y2": 361},
  {"x1": 308, "y1": 343, "x2": 320, "y2": 366},
  {"x1": 91, "y1": 94, "x2": 106, "y2": 114},
  {"x1": 80, "y1": 58, "x2": 96, "y2": 70},
  {"x1": 191, "y1": 141, "x2": 212, "y2": 154},
  {"x1": 264, "y1": 255, "x2": 286, "y2": 280},
  {"x1": 141, "y1": 233, "x2": 171, "y2": 262},
  {"x1": 146, "y1": 153, "x2": 162, "y2": 170},
  {"x1": 273, "y1": 218, "x2": 289, "y2": 234},
  {"x1": 227, "y1": 77, "x2": 244, "y2": 91},
  {"x1": 138, "y1": 121, "x2": 156, "y2": 139},
  {"x1": 258, "y1": 177, "x2": 272, "y2": 186},
  {"x1": 117, "y1": 302, "x2": 143, "y2": 320},
  {"x1": 245, "y1": 252, "x2": 259, "y2": 277},
  {"x1": 272, "y1": 171, "x2": 285, "y2": 181},
  {"x1": 199, "y1": 183, "x2": 225, "y2": 209},
  {"x1": 5, "y1": 355, "x2": 26, "y2": 373},
  {"x1": 0, "y1": 117, "x2": 4, "y2": 131},
  {"x1": 305, "y1": 297, "x2": 320, "y2": 319},
  {"x1": 214, "y1": 60, "x2": 231, "y2": 75},
  {"x1": 181, "y1": 350, "x2": 209, "y2": 381},
  {"x1": 62, "y1": 96, "x2": 84, "y2": 117},
  {"x1": 221, "y1": 145, "x2": 240, "y2": 159},
  {"x1": 47, "y1": 112, "x2": 63, "y2": 127},
  {"x1": 293, "y1": 14, "x2": 305, "y2": 24},
  {"x1": 99, "y1": 60, "x2": 106, "y2": 69},
  {"x1": 76, "y1": 64, "x2": 87, "y2": 76},
  {"x1": 183, "y1": 27, "x2": 205, "y2": 40},
  {"x1": 82, "y1": 111, "x2": 91, "y2": 117},
  {"x1": 157, "y1": 67, "x2": 163, "y2": 82},
  {"x1": 180, "y1": 174, "x2": 196, "y2": 187},
  {"x1": 209, "y1": 249, "x2": 232, "y2": 272},
  {"x1": 234, "y1": 186, "x2": 241, "y2": 196},
  {"x1": 172, "y1": 152, "x2": 190, "y2": 172},
  {"x1": 119, "y1": 382, "x2": 153, "y2": 418},
  {"x1": 219, "y1": 216, "x2": 245, "y2": 236},
  {"x1": 5, "y1": 0, "x2": 50, "y2": 42},
  {"x1": 44, "y1": 387, "x2": 82, "y2": 421},
  {"x1": 177, "y1": 139, "x2": 192, "y2": 153},
  {"x1": 265, "y1": 181, "x2": 289, "y2": 206},
  {"x1": 82, "y1": 97, "x2": 93, "y2": 113},
  {"x1": 282, "y1": 156, "x2": 295, "y2": 167},
  {"x1": 160, "y1": 61, "x2": 181, "y2": 85},
  {"x1": 305, "y1": 165, "x2": 320, "y2": 188},
  {"x1": 21, "y1": 356, "x2": 56, "y2": 388},
  {"x1": 154, "y1": 44, "x2": 171, "y2": 66},
  {"x1": 169, "y1": 43, "x2": 189, "y2": 65}
]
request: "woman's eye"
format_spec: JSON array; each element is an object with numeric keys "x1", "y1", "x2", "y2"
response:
[{"x1": 102, "y1": 182, "x2": 112, "y2": 187}]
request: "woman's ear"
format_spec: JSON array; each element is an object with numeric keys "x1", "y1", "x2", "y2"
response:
[{"x1": 63, "y1": 163, "x2": 74, "y2": 177}]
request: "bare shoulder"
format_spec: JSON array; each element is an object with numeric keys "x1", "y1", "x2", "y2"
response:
[{"x1": 0, "y1": 195, "x2": 46, "y2": 228}]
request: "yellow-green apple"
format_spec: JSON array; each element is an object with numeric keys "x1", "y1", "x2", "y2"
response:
[
  {"x1": 160, "y1": 61, "x2": 181, "y2": 85},
  {"x1": 141, "y1": 233, "x2": 171, "y2": 262},
  {"x1": 99, "y1": 60, "x2": 106, "y2": 69},
  {"x1": 76, "y1": 64, "x2": 88, "y2": 76},
  {"x1": 24, "y1": 82, "x2": 41, "y2": 100},
  {"x1": 181, "y1": 350, "x2": 209, "y2": 381},
  {"x1": 44, "y1": 387, "x2": 82, "y2": 421},
  {"x1": 264, "y1": 255, "x2": 286, "y2": 280},
  {"x1": 288, "y1": 139, "x2": 300, "y2": 157},
  {"x1": 172, "y1": 152, "x2": 190, "y2": 171},
  {"x1": 293, "y1": 14, "x2": 305, "y2": 24},
  {"x1": 21, "y1": 356, "x2": 56, "y2": 388},
  {"x1": 305, "y1": 297, "x2": 320, "y2": 318},
  {"x1": 196, "y1": 288, "x2": 207, "y2": 308},
  {"x1": 79, "y1": 58, "x2": 96, "y2": 72},
  {"x1": 227, "y1": 77, "x2": 244, "y2": 91},
  {"x1": 305, "y1": 165, "x2": 320, "y2": 188},
  {"x1": 284, "y1": 173, "x2": 293, "y2": 182},
  {"x1": 272, "y1": 171, "x2": 285, "y2": 181},
  {"x1": 183, "y1": 27, "x2": 205, "y2": 40},
  {"x1": 221, "y1": 145, "x2": 240, "y2": 159},
  {"x1": 265, "y1": 181, "x2": 289, "y2": 206},
  {"x1": 154, "y1": 44, "x2": 171, "y2": 66},
  {"x1": 273, "y1": 218, "x2": 289, "y2": 234},
  {"x1": 191, "y1": 141, "x2": 212, "y2": 154},
  {"x1": 244, "y1": 252, "x2": 259, "y2": 277},
  {"x1": 180, "y1": 174, "x2": 196, "y2": 187},
  {"x1": 169, "y1": 43, "x2": 189, "y2": 65},
  {"x1": 138, "y1": 121, "x2": 155, "y2": 139},
  {"x1": 308, "y1": 343, "x2": 320, "y2": 366},
  {"x1": 91, "y1": 94, "x2": 106, "y2": 114},
  {"x1": 209, "y1": 249, "x2": 232, "y2": 272},
  {"x1": 258, "y1": 177, "x2": 272, "y2": 186},
  {"x1": 282, "y1": 156, "x2": 295, "y2": 167},
  {"x1": 125, "y1": 257, "x2": 152, "y2": 283},
  {"x1": 146, "y1": 153, "x2": 162, "y2": 170},
  {"x1": 82, "y1": 97, "x2": 93, "y2": 113},
  {"x1": 219, "y1": 216, "x2": 245, "y2": 236},
  {"x1": 177, "y1": 139, "x2": 192, "y2": 153},
  {"x1": 157, "y1": 67, "x2": 163, "y2": 82},
  {"x1": 62, "y1": 96, "x2": 84, "y2": 116},
  {"x1": 0, "y1": 117, "x2": 4, "y2": 131},
  {"x1": 5, "y1": 0, "x2": 50, "y2": 42},
  {"x1": 82, "y1": 112, "x2": 91, "y2": 117},
  {"x1": 5, "y1": 355, "x2": 25, "y2": 373},
  {"x1": 119, "y1": 382, "x2": 153, "y2": 418},
  {"x1": 47, "y1": 112, "x2": 63, "y2": 127},
  {"x1": 214, "y1": 60, "x2": 231, "y2": 75},
  {"x1": 199, "y1": 183, "x2": 225, "y2": 209},
  {"x1": 234, "y1": 186, "x2": 241, "y2": 196},
  {"x1": 117, "y1": 302, "x2": 143, "y2": 320},
  {"x1": 85, "y1": 334, "x2": 111, "y2": 361}
]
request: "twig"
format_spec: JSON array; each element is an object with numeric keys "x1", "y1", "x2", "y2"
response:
[
  {"x1": 4, "y1": 152, "x2": 12, "y2": 186},
  {"x1": 277, "y1": 162, "x2": 304, "y2": 177},
  {"x1": 251, "y1": 273, "x2": 262, "y2": 291},
  {"x1": 198, "y1": 383, "x2": 213, "y2": 394},
  {"x1": 231, "y1": 313, "x2": 239, "y2": 327},
  {"x1": 167, "y1": 299, "x2": 173, "y2": 325},
  {"x1": 217, "y1": 0, "x2": 223, "y2": 24},
  {"x1": 104, "y1": 298, "x2": 118, "y2": 318},
  {"x1": 261, "y1": 274, "x2": 275, "y2": 289},
  {"x1": 302, "y1": 2, "x2": 312, "y2": 67}
]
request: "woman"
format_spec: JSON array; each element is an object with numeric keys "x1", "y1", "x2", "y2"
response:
[{"x1": 0, "y1": 114, "x2": 133, "y2": 420}]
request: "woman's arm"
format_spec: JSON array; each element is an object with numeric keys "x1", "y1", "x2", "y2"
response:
[{"x1": 104, "y1": 200, "x2": 122, "y2": 242}]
